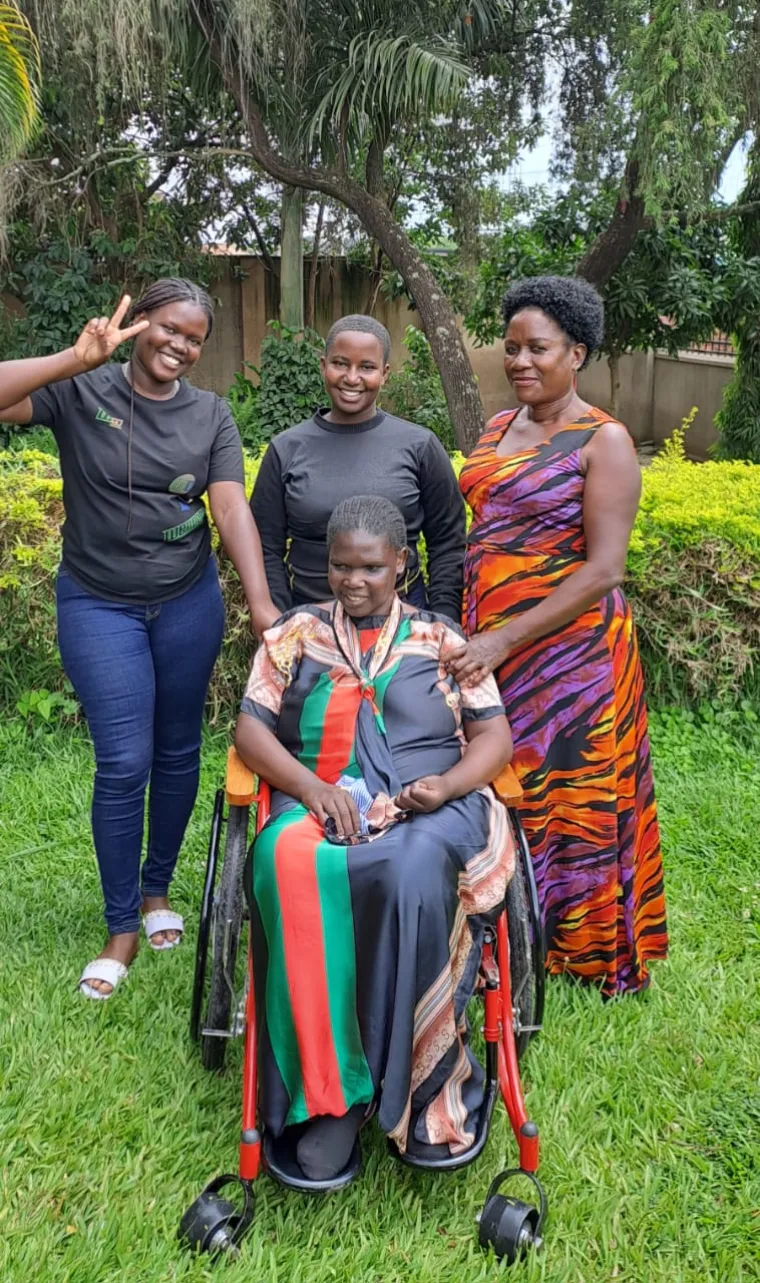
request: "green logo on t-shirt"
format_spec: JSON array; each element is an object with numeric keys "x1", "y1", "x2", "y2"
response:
[
  {"x1": 95, "y1": 407, "x2": 124, "y2": 430},
  {"x1": 162, "y1": 508, "x2": 207, "y2": 542},
  {"x1": 169, "y1": 473, "x2": 196, "y2": 495}
]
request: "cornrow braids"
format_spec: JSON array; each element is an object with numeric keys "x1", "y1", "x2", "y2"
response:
[
  {"x1": 326, "y1": 314, "x2": 391, "y2": 364},
  {"x1": 326, "y1": 495, "x2": 407, "y2": 552},
  {"x1": 126, "y1": 278, "x2": 215, "y2": 338}
]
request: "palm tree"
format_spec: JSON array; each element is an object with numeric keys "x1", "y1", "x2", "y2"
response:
[
  {"x1": 189, "y1": 0, "x2": 508, "y2": 448},
  {"x1": 20, "y1": 0, "x2": 511, "y2": 448},
  {"x1": 247, "y1": 0, "x2": 494, "y2": 336},
  {"x1": 0, "y1": 2, "x2": 40, "y2": 161}
]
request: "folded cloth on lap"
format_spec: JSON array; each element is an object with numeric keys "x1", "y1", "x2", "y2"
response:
[{"x1": 323, "y1": 773, "x2": 412, "y2": 846}]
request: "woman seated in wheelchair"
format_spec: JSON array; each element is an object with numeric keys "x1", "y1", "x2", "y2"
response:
[{"x1": 235, "y1": 495, "x2": 515, "y2": 1184}]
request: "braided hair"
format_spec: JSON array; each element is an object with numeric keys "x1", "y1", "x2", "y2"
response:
[
  {"x1": 326, "y1": 495, "x2": 407, "y2": 552},
  {"x1": 325, "y1": 314, "x2": 391, "y2": 364},
  {"x1": 126, "y1": 278, "x2": 215, "y2": 338}
]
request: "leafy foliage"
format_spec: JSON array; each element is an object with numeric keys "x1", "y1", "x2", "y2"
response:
[
  {"x1": 15, "y1": 684, "x2": 77, "y2": 723},
  {"x1": 380, "y1": 325, "x2": 456, "y2": 452},
  {"x1": 227, "y1": 322, "x2": 325, "y2": 453},
  {"x1": 624, "y1": 0, "x2": 737, "y2": 219},
  {"x1": 0, "y1": 1, "x2": 40, "y2": 161},
  {"x1": 626, "y1": 422, "x2": 760, "y2": 704},
  {"x1": 466, "y1": 188, "x2": 760, "y2": 392},
  {"x1": 4, "y1": 422, "x2": 760, "y2": 716},
  {"x1": 716, "y1": 144, "x2": 760, "y2": 463}
]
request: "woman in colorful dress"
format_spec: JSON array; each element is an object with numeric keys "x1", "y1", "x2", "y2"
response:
[
  {"x1": 235, "y1": 496, "x2": 514, "y2": 1182},
  {"x1": 450, "y1": 275, "x2": 667, "y2": 998}
]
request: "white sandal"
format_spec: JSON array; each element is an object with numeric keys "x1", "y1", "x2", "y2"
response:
[
  {"x1": 142, "y1": 909, "x2": 184, "y2": 951},
  {"x1": 79, "y1": 957, "x2": 129, "y2": 1000}
]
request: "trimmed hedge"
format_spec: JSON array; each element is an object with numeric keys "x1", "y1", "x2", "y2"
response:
[
  {"x1": 2, "y1": 433, "x2": 759, "y2": 722},
  {"x1": 625, "y1": 429, "x2": 760, "y2": 704}
]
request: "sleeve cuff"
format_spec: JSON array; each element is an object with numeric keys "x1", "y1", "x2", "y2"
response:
[
  {"x1": 239, "y1": 698, "x2": 278, "y2": 731},
  {"x1": 461, "y1": 706, "x2": 506, "y2": 722}
]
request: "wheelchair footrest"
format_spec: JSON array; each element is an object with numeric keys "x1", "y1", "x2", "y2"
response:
[
  {"x1": 388, "y1": 1079, "x2": 497, "y2": 1172},
  {"x1": 262, "y1": 1127, "x2": 362, "y2": 1194}
]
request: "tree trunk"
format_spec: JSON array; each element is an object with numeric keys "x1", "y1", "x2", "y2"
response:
[
  {"x1": 305, "y1": 198, "x2": 325, "y2": 330},
  {"x1": 365, "y1": 244, "x2": 383, "y2": 314},
  {"x1": 608, "y1": 350, "x2": 621, "y2": 419},
  {"x1": 191, "y1": 1, "x2": 485, "y2": 451},
  {"x1": 575, "y1": 160, "x2": 648, "y2": 289},
  {"x1": 348, "y1": 188, "x2": 483, "y2": 450},
  {"x1": 279, "y1": 185, "x2": 304, "y2": 330}
]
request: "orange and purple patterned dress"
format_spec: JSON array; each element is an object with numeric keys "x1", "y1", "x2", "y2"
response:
[{"x1": 459, "y1": 407, "x2": 668, "y2": 996}]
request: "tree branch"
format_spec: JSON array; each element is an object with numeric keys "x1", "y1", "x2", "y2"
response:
[
  {"x1": 305, "y1": 197, "x2": 326, "y2": 329},
  {"x1": 365, "y1": 136, "x2": 386, "y2": 198},
  {"x1": 145, "y1": 159, "x2": 177, "y2": 197},
  {"x1": 669, "y1": 199, "x2": 760, "y2": 227},
  {"x1": 241, "y1": 200, "x2": 277, "y2": 271}
]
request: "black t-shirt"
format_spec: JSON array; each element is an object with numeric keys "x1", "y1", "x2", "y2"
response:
[
  {"x1": 30, "y1": 364, "x2": 245, "y2": 603},
  {"x1": 250, "y1": 409, "x2": 466, "y2": 621}
]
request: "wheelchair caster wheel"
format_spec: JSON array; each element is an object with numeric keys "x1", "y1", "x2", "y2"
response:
[
  {"x1": 178, "y1": 1174, "x2": 254, "y2": 1256},
  {"x1": 477, "y1": 1168, "x2": 546, "y2": 1264}
]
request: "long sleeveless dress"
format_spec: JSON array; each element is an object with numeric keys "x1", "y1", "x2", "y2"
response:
[{"x1": 459, "y1": 407, "x2": 668, "y2": 997}]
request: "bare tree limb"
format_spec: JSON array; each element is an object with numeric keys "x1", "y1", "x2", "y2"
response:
[
  {"x1": 305, "y1": 196, "x2": 325, "y2": 329},
  {"x1": 242, "y1": 200, "x2": 277, "y2": 271},
  {"x1": 145, "y1": 159, "x2": 177, "y2": 197}
]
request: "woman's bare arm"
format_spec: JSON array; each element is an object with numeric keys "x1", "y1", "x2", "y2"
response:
[
  {"x1": 449, "y1": 423, "x2": 641, "y2": 683},
  {"x1": 207, "y1": 481, "x2": 279, "y2": 637},
  {"x1": 235, "y1": 713, "x2": 360, "y2": 837},
  {"x1": 0, "y1": 297, "x2": 148, "y2": 423}
]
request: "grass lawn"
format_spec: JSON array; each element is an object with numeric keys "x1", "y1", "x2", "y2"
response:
[{"x1": 1, "y1": 710, "x2": 758, "y2": 1283}]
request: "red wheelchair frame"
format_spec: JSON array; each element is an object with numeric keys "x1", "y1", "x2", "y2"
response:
[{"x1": 180, "y1": 752, "x2": 547, "y2": 1265}]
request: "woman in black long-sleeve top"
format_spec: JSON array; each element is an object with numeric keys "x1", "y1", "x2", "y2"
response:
[{"x1": 250, "y1": 315, "x2": 466, "y2": 622}]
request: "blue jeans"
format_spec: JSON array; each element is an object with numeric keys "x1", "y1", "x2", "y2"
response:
[{"x1": 56, "y1": 558, "x2": 225, "y2": 935}]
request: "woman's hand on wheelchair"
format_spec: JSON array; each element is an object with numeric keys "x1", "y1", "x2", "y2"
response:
[
  {"x1": 396, "y1": 775, "x2": 452, "y2": 814},
  {"x1": 301, "y1": 780, "x2": 361, "y2": 839}
]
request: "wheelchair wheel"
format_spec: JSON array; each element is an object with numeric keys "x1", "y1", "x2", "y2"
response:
[
  {"x1": 506, "y1": 811, "x2": 545, "y2": 1060},
  {"x1": 190, "y1": 790, "x2": 224, "y2": 1045},
  {"x1": 201, "y1": 803, "x2": 250, "y2": 1072}
]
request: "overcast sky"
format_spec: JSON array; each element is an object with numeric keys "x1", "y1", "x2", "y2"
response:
[{"x1": 510, "y1": 132, "x2": 752, "y2": 203}]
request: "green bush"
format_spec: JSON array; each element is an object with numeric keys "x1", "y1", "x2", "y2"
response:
[
  {"x1": 380, "y1": 326, "x2": 457, "y2": 453},
  {"x1": 228, "y1": 322, "x2": 325, "y2": 452},
  {"x1": 626, "y1": 425, "x2": 760, "y2": 703},
  {"x1": 0, "y1": 447, "x2": 266, "y2": 724},
  {"x1": 2, "y1": 429, "x2": 759, "y2": 720}
]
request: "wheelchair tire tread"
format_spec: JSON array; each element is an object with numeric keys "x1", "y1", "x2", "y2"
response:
[
  {"x1": 505, "y1": 826, "x2": 538, "y2": 1061},
  {"x1": 201, "y1": 804, "x2": 249, "y2": 1072}
]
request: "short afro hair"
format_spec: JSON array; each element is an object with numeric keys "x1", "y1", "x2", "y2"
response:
[
  {"x1": 501, "y1": 275, "x2": 604, "y2": 369},
  {"x1": 327, "y1": 495, "x2": 407, "y2": 552},
  {"x1": 325, "y1": 314, "x2": 391, "y2": 364}
]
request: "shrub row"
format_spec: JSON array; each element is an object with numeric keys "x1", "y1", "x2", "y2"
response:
[{"x1": 2, "y1": 429, "x2": 759, "y2": 723}]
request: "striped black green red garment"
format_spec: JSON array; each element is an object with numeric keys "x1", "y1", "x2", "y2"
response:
[{"x1": 240, "y1": 598, "x2": 514, "y2": 1153}]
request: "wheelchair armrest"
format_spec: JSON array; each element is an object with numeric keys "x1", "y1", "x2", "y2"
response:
[
  {"x1": 225, "y1": 746, "x2": 257, "y2": 807},
  {"x1": 490, "y1": 763, "x2": 523, "y2": 806}
]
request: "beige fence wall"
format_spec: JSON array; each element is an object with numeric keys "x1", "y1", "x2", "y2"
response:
[
  {"x1": 8, "y1": 253, "x2": 720, "y2": 457},
  {"x1": 193, "y1": 256, "x2": 417, "y2": 398},
  {"x1": 442, "y1": 341, "x2": 732, "y2": 457}
]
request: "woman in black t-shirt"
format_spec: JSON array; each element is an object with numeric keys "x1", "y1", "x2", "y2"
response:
[
  {"x1": 0, "y1": 280, "x2": 278, "y2": 998},
  {"x1": 251, "y1": 315, "x2": 466, "y2": 622}
]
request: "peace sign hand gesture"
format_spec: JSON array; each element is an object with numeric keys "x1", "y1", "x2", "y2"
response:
[{"x1": 72, "y1": 295, "x2": 150, "y2": 371}]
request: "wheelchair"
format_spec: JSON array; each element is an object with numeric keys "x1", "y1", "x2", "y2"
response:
[{"x1": 182, "y1": 748, "x2": 547, "y2": 1265}]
